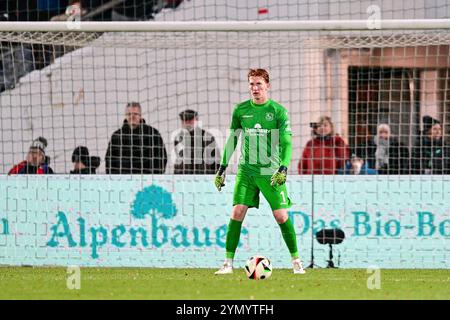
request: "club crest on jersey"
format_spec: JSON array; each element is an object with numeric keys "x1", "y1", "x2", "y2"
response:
[{"x1": 266, "y1": 113, "x2": 274, "y2": 121}]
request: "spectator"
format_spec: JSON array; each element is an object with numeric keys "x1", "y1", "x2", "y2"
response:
[
  {"x1": 105, "y1": 102, "x2": 168, "y2": 174},
  {"x1": 51, "y1": 0, "x2": 108, "y2": 21},
  {"x1": 173, "y1": 109, "x2": 220, "y2": 174},
  {"x1": 298, "y1": 116, "x2": 350, "y2": 174},
  {"x1": 411, "y1": 116, "x2": 450, "y2": 174},
  {"x1": 355, "y1": 124, "x2": 409, "y2": 174},
  {"x1": 70, "y1": 146, "x2": 100, "y2": 174},
  {"x1": 8, "y1": 137, "x2": 54, "y2": 174},
  {"x1": 52, "y1": 0, "x2": 163, "y2": 21},
  {"x1": 337, "y1": 154, "x2": 377, "y2": 175}
]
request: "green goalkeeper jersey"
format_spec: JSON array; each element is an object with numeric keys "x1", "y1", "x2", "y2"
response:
[{"x1": 220, "y1": 99, "x2": 293, "y2": 176}]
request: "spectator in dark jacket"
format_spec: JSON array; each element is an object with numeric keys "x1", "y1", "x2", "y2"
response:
[
  {"x1": 173, "y1": 109, "x2": 220, "y2": 174},
  {"x1": 355, "y1": 124, "x2": 409, "y2": 174},
  {"x1": 9, "y1": 137, "x2": 54, "y2": 174},
  {"x1": 70, "y1": 146, "x2": 100, "y2": 174},
  {"x1": 411, "y1": 116, "x2": 450, "y2": 174},
  {"x1": 105, "y1": 102, "x2": 167, "y2": 174},
  {"x1": 298, "y1": 116, "x2": 350, "y2": 174}
]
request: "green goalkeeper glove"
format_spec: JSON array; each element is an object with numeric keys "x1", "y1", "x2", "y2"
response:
[
  {"x1": 271, "y1": 166, "x2": 288, "y2": 186},
  {"x1": 214, "y1": 165, "x2": 227, "y2": 191}
]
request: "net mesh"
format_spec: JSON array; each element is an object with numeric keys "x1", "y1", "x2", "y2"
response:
[
  {"x1": 1, "y1": 30, "x2": 450, "y2": 49},
  {"x1": 0, "y1": 21, "x2": 449, "y2": 269},
  {"x1": 1, "y1": 28, "x2": 450, "y2": 174}
]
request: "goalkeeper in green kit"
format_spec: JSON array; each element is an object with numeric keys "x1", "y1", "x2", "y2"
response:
[{"x1": 214, "y1": 68, "x2": 305, "y2": 275}]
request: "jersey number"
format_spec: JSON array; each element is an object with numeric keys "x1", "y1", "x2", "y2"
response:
[{"x1": 280, "y1": 191, "x2": 287, "y2": 204}]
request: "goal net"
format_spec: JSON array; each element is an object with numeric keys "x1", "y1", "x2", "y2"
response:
[
  {"x1": 1, "y1": 21, "x2": 450, "y2": 174},
  {"x1": 0, "y1": 20, "x2": 449, "y2": 268}
]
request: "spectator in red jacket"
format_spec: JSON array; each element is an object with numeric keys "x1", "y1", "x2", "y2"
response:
[
  {"x1": 298, "y1": 116, "x2": 349, "y2": 174},
  {"x1": 9, "y1": 137, "x2": 54, "y2": 174}
]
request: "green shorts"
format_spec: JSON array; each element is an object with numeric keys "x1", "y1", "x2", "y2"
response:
[{"x1": 233, "y1": 169, "x2": 292, "y2": 211}]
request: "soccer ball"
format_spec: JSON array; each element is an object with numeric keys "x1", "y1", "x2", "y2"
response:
[{"x1": 245, "y1": 255, "x2": 272, "y2": 280}]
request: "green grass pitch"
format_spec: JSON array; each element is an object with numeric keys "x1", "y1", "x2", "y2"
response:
[{"x1": 0, "y1": 267, "x2": 448, "y2": 300}]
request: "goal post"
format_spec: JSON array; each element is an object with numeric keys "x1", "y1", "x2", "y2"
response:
[{"x1": 1, "y1": 19, "x2": 450, "y2": 31}]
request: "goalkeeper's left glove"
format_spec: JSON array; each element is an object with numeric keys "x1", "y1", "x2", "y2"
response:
[{"x1": 271, "y1": 166, "x2": 288, "y2": 186}]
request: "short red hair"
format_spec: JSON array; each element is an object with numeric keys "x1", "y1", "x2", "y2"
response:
[{"x1": 248, "y1": 68, "x2": 269, "y2": 83}]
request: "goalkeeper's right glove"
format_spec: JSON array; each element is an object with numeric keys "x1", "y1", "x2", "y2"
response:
[
  {"x1": 271, "y1": 165, "x2": 288, "y2": 186},
  {"x1": 214, "y1": 165, "x2": 227, "y2": 192}
]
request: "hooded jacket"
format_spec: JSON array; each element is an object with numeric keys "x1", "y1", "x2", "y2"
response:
[{"x1": 105, "y1": 119, "x2": 167, "y2": 174}]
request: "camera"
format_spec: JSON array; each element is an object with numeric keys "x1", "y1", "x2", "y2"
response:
[{"x1": 310, "y1": 122, "x2": 318, "y2": 129}]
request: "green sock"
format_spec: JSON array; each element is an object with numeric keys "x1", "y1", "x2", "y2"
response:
[
  {"x1": 279, "y1": 217, "x2": 299, "y2": 259},
  {"x1": 225, "y1": 219, "x2": 243, "y2": 259}
]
